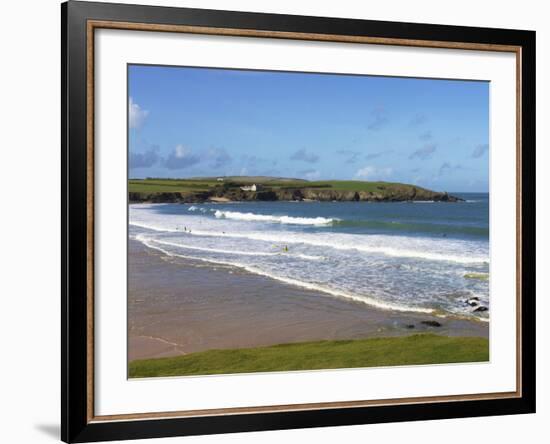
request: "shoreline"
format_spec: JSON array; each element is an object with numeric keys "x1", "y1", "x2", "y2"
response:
[{"x1": 128, "y1": 238, "x2": 488, "y2": 361}]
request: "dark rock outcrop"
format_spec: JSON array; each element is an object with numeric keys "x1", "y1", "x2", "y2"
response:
[
  {"x1": 255, "y1": 190, "x2": 278, "y2": 201},
  {"x1": 421, "y1": 320, "x2": 442, "y2": 327}
]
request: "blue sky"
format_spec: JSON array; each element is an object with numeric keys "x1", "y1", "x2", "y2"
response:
[{"x1": 129, "y1": 65, "x2": 489, "y2": 192}]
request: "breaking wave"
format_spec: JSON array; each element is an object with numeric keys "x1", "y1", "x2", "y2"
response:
[{"x1": 214, "y1": 210, "x2": 336, "y2": 226}]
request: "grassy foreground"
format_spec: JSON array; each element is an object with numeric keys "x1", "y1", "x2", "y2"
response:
[{"x1": 129, "y1": 334, "x2": 489, "y2": 378}]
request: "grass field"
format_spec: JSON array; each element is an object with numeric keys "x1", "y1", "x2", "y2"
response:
[
  {"x1": 128, "y1": 179, "x2": 215, "y2": 193},
  {"x1": 128, "y1": 177, "x2": 429, "y2": 194},
  {"x1": 129, "y1": 334, "x2": 489, "y2": 378}
]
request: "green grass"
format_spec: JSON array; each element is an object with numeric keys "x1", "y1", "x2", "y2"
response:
[
  {"x1": 128, "y1": 178, "x2": 427, "y2": 194},
  {"x1": 129, "y1": 334, "x2": 489, "y2": 378},
  {"x1": 464, "y1": 273, "x2": 489, "y2": 281},
  {"x1": 128, "y1": 179, "x2": 216, "y2": 193},
  {"x1": 306, "y1": 180, "x2": 421, "y2": 192}
]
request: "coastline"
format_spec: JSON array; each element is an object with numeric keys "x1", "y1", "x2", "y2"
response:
[
  {"x1": 128, "y1": 238, "x2": 488, "y2": 362},
  {"x1": 128, "y1": 177, "x2": 464, "y2": 204}
]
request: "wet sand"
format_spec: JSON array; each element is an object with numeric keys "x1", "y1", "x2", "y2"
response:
[{"x1": 128, "y1": 239, "x2": 488, "y2": 361}]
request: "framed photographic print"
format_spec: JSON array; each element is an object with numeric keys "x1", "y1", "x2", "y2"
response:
[{"x1": 61, "y1": 1, "x2": 536, "y2": 442}]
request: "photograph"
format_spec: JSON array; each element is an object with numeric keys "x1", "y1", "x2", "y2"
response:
[
  {"x1": 127, "y1": 65, "x2": 490, "y2": 378},
  {"x1": 57, "y1": 1, "x2": 537, "y2": 441}
]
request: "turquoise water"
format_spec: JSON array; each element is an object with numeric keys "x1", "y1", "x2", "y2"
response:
[{"x1": 130, "y1": 193, "x2": 489, "y2": 320}]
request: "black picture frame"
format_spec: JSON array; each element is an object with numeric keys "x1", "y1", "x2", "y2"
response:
[{"x1": 62, "y1": 1, "x2": 536, "y2": 442}]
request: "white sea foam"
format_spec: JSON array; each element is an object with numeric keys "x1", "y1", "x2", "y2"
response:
[
  {"x1": 129, "y1": 221, "x2": 179, "y2": 232},
  {"x1": 129, "y1": 203, "x2": 490, "y2": 319},
  {"x1": 214, "y1": 210, "x2": 336, "y2": 226},
  {"x1": 166, "y1": 228, "x2": 486, "y2": 265},
  {"x1": 130, "y1": 217, "x2": 487, "y2": 265},
  {"x1": 135, "y1": 235, "x2": 324, "y2": 261},
  {"x1": 136, "y1": 236, "x2": 435, "y2": 315},
  {"x1": 188, "y1": 205, "x2": 209, "y2": 213}
]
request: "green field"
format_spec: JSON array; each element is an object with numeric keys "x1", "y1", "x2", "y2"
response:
[
  {"x1": 128, "y1": 179, "x2": 216, "y2": 193},
  {"x1": 128, "y1": 177, "x2": 431, "y2": 194},
  {"x1": 306, "y1": 180, "x2": 423, "y2": 192},
  {"x1": 129, "y1": 334, "x2": 489, "y2": 378}
]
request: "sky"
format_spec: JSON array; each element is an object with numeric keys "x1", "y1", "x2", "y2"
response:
[{"x1": 128, "y1": 64, "x2": 489, "y2": 192}]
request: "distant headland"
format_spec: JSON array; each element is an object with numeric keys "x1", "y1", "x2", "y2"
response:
[{"x1": 128, "y1": 176, "x2": 463, "y2": 204}]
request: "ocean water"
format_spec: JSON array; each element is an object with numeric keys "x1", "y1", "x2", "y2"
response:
[{"x1": 129, "y1": 193, "x2": 490, "y2": 321}]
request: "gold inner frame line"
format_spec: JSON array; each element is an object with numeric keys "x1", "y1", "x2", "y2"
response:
[{"x1": 86, "y1": 19, "x2": 523, "y2": 423}]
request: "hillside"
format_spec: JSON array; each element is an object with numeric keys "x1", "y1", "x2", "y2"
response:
[{"x1": 128, "y1": 177, "x2": 463, "y2": 203}]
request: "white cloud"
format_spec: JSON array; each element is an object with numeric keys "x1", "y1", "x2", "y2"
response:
[
  {"x1": 129, "y1": 97, "x2": 149, "y2": 129},
  {"x1": 164, "y1": 144, "x2": 201, "y2": 170},
  {"x1": 205, "y1": 147, "x2": 232, "y2": 169},
  {"x1": 175, "y1": 145, "x2": 189, "y2": 158},
  {"x1": 355, "y1": 166, "x2": 393, "y2": 180},
  {"x1": 290, "y1": 148, "x2": 319, "y2": 163},
  {"x1": 298, "y1": 168, "x2": 321, "y2": 180},
  {"x1": 129, "y1": 146, "x2": 160, "y2": 169}
]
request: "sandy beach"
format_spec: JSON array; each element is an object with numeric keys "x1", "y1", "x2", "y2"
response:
[{"x1": 128, "y1": 238, "x2": 488, "y2": 361}]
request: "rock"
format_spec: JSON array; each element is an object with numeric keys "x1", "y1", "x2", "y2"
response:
[
  {"x1": 358, "y1": 191, "x2": 372, "y2": 201},
  {"x1": 292, "y1": 189, "x2": 304, "y2": 201},
  {"x1": 405, "y1": 324, "x2": 415, "y2": 329},
  {"x1": 474, "y1": 306, "x2": 489, "y2": 312},
  {"x1": 255, "y1": 190, "x2": 278, "y2": 201},
  {"x1": 466, "y1": 298, "x2": 480, "y2": 306},
  {"x1": 421, "y1": 320, "x2": 442, "y2": 327}
]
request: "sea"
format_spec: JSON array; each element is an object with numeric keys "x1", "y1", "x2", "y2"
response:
[{"x1": 129, "y1": 193, "x2": 489, "y2": 321}]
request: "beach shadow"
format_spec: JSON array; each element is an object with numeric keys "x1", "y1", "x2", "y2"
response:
[{"x1": 34, "y1": 423, "x2": 59, "y2": 440}]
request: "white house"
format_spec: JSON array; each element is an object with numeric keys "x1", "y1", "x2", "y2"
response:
[{"x1": 240, "y1": 184, "x2": 257, "y2": 192}]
